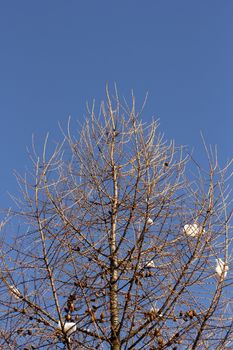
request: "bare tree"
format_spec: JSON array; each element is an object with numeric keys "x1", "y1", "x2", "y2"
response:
[{"x1": 0, "y1": 89, "x2": 232, "y2": 350}]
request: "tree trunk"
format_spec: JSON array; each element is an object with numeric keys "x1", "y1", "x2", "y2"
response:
[{"x1": 109, "y1": 121, "x2": 120, "y2": 349}]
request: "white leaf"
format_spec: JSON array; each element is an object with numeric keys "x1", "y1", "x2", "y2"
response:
[
  {"x1": 150, "y1": 303, "x2": 162, "y2": 317},
  {"x1": 150, "y1": 303, "x2": 159, "y2": 313},
  {"x1": 215, "y1": 258, "x2": 229, "y2": 278},
  {"x1": 58, "y1": 321, "x2": 77, "y2": 336},
  {"x1": 147, "y1": 218, "x2": 153, "y2": 226},
  {"x1": 145, "y1": 260, "x2": 155, "y2": 268},
  {"x1": 183, "y1": 224, "x2": 205, "y2": 237}
]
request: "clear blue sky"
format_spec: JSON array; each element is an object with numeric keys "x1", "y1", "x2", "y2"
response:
[{"x1": 0, "y1": 1, "x2": 232, "y2": 207}]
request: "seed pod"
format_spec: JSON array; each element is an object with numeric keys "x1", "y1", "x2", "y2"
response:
[
  {"x1": 158, "y1": 337, "x2": 163, "y2": 346},
  {"x1": 67, "y1": 301, "x2": 75, "y2": 312},
  {"x1": 187, "y1": 310, "x2": 194, "y2": 319},
  {"x1": 154, "y1": 328, "x2": 161, "y2": 337},
  {"x1": 66, "y1": 314, "x2": 71, "y2": 321}
]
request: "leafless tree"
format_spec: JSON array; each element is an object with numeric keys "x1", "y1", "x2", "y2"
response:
[{"x1": 0, "y1": 89, "x2": 232, "y2": 350}]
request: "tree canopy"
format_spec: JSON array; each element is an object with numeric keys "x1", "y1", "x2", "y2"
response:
[{"x1": 0, "y1": 90, "x2": 232, "y2": 350}]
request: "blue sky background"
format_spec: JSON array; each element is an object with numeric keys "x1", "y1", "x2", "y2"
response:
[{"x1": 0, "y1": 1, "x2": 232, "y2": 208}]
